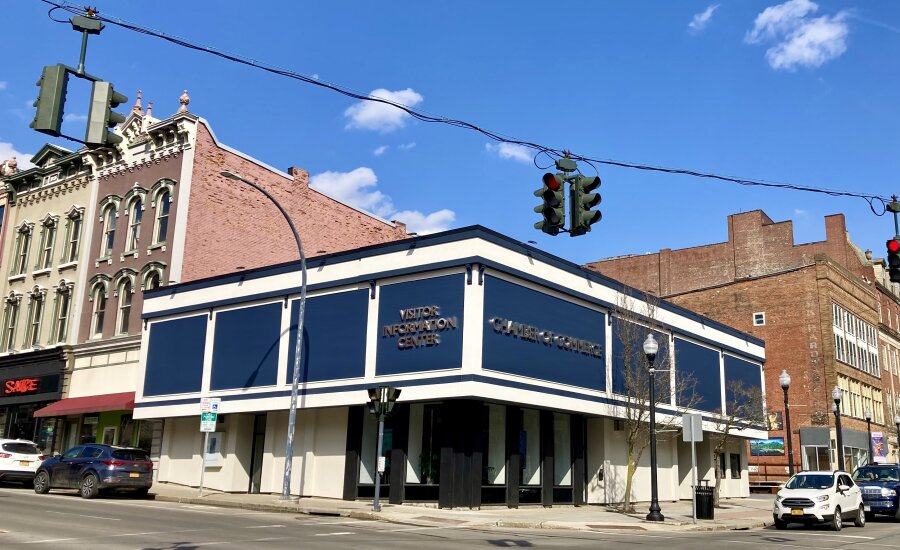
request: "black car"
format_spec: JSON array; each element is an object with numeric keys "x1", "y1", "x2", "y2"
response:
[{"x1": 34, "y1": 444, "x2": 153, "y2": 499}]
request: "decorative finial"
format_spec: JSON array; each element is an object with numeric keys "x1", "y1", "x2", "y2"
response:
[
  {"x1": 132, "y1": 89, "x2": 143, "y2": 114},
  {"x1": 146, "y1": 101, "x2": 153, "y2": 118},
  {"x1": 0, "y1": 157, "x2": 17, "y2": 177},
  {"x1": 178, "y1": 89, "x2": 190, "y2": 113}
]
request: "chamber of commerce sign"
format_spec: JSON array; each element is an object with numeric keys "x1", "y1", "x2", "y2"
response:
[
  {"x1": 382, "y1": 305, "x2": 459, "y2": 349},
  {"x1": 488, "y1": 316, "x2": 603, "y2": 358}
]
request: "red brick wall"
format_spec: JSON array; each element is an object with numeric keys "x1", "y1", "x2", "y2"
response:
[
  {"x1": 180, "y1": 123, "x2": 408, "y2": 282},
  {"x1": 585, "y1": 210, "x2": 875, "y2": 296}
]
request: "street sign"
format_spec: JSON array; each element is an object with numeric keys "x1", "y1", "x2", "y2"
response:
[
  {"x1": 682, "y1": 413, "x2": 703, "y2": 442},
  {"x1": 200, "y1": 412, "x2": 217, "y2": 432},
  {"x1": 200, "y1": 397, "x2": 221, "y2": 414}
]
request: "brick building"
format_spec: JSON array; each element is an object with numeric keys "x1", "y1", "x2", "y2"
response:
[
  {"x1": 872, "y1": 261, "x2": 900, "y2": 460},
  {"x1": 586, "y1": 211, "x2": 890, "y2": 482},
  {"x1": 0, "y1": 91, "x2": 408, "y2": 458}
]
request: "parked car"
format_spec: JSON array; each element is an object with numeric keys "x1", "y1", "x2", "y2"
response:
[
  {"x1": 33, "y1": 444, "x2": 153, "y2": 499},
  {"x1": 0, "y1": 439, "x2": 45, "y2": 485},
  {"x1": 773, "y1": 471, "x2": 865, "y2": 531},
  {"x1": 852, "y1": 464, "x2": 900, "y2": 521}
]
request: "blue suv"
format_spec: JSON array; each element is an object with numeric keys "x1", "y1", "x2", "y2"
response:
[
  {"x1": 852, "y1": 464, "x2": 900, "y2": 521},
  {"x1": 34, "y1": 444, "x2": 153, "y2": 499}
]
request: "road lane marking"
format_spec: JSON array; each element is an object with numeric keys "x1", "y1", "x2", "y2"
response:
[
  {"x1": 243, "y1": 524, "x2": 285, "y2": 529},
  {"x1": 314, "y1": 531, "x2": 354, "y2": 536},
  {"x1": 44, "y1": 510, "x2": 121, "y2": 521},
  {"x1": 25, "y1": 538, "x2": 79, "y2": 544}
]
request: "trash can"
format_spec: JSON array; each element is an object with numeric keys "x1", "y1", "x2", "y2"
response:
[{"x1": 694, "y1": 482, "x2": 714, "y2": 520}]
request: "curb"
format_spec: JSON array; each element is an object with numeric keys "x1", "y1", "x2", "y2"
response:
[{"x1": 151, "y1": 494, "x2": 773, "y2": 533}]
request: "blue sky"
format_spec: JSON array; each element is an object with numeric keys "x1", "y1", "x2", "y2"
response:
[{"x1": 1, "y1": 1, "x2": 898, "y2": 266}]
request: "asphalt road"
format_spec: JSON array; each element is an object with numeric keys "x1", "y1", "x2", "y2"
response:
[{"x1": 2, "y1": 484, "x2": 900, "y2": 549}]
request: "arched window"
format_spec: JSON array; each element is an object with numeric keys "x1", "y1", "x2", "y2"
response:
[
  {"x1": 91, "y1": 283, "x2": 107, "y2": 338},
  {"x1": 117, "y1": 279, "x2": 133, "y2": 335},
  {"x1": 1, "y1": 293, "x2": 22, "y2": 352},
  {"x1": 61, "y1": 206, "x2": 84, "y2": 264},
  {"x1": 144, "y1": 271, "x2": 161, "y2": 291},
  {"x1": 36, "y1": 216, "x2": 59, "y2": 270},
  {"x1": 11, "y1": 223, "x2": 34, "y2": 276},
  {"x1": 125, "y1": 198, "x2": 143, "y2": 252},
  {"x1": 24, "y1": 288, "x2": 46, "y2": 348},
  {"x1": 154, "y1": 190, "x2": 170, "y2": 244},
  {"x1": 51, "y1": 282, "x2": 72, "y2": 344},
  {"x1": 100, "y1": 205, "x2": 117, "y2": 257}
]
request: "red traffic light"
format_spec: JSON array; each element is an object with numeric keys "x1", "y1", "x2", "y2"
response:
[
  {"x1": 542, "y1": 173, "x2": 561, "y2": 191},
  {"x1": 889, "y1": 239, "x2": 900, "y2": 253}
]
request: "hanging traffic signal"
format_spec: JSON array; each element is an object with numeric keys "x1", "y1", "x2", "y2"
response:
[
  {"x1": 888, "y1": 238, "x2": 900, "y2": 283},
  {"x1": 534, "y1": 173, "x2": 566, "y2": 235},
  {"x1": 85, "y1": 81, "x2": 128, "y2": 146},
  {"x1": 30, "y1": 64, "x2": 70, "y2": 137},
  {"x1": 569, "y1": 174, "x2": 601, "y2": 236}
]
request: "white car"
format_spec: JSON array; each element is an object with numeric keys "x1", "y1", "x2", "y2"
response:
[
  {"x1": 0, "y1": 439, "x2": 45, "y2": 485},
  {"x1": 773, "y1": 471, "x2": 865, "y2": 531}
]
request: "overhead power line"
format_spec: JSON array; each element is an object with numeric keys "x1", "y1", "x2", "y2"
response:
[{"x1": 39, "y1": 0, "x2": 891, "y2": 215}]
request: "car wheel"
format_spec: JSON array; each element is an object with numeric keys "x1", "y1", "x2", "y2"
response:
[
  {"x1": 774, "y1": 518, "x2": 788, "y2": 530},
  {"x1": 854, "y1": 505, "x2": 865, "y2": 527},
  {"x1": 33, "y1": 471, "x2": 50, "y2": 494},
  {"x1": 830, "y1": 506, "x2": 842, "y2": 531},
  {"x1": 80, "y1": 473, "x2": 100, "y2": 499}
]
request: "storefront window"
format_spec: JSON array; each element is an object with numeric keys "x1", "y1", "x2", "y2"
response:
[
  {"x1": 80, "y1": 415, "x2": 99, "y2": 444},
  {"x1": 803, "y1": 445, "x2": 830, "y2": 471},
  {"x1": 406, "y1": 403, "x2": 442, "y2": 485},
  {"x1": 553, "y1": 412, "x2": 572, "y2": 486},
  {"x1": 359, "y1": 412, "x2": 393, "y2": 486},
  {"x1": 119, "y1": 415, "x2": 136, "y2": 447},
  {"x1": 521, "y1": 408, "x2": 541, "y2": 486},
  {"x1": 483, "y1": 404, "x2": 506, "y2": 485}
]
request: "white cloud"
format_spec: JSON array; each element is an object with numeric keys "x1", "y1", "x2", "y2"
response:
[
  {"x1": 688, "y1": 4, "x2": 720, "y2": 32},
  {"x1": 485, "y1": 142, "x2": 532, "y2": 164},
  {"x1": 64, "y1": 113, "x2": 87, "y2": 122},
  {"x1": 373, "y1": 145, "x2": 388, "y2": 156},
  {"x1": 0, "y1": 141, "x2": 34, "y2": 170},
  {"x1": 391, "y1": 209, "x2": 455, "y2": 235},
  {"x1": 310, "y1": 167, "x2": 455, "y2": 235},
  {"x1": 745, "y1": 0, "x2": 849, "y2": 71},
  {"x1": 0, "y1": 81, "x2": 7, "y2": 91},
  {"x1": 398, "y1": 142, "x2": 416, "y2": 150},
  {"x1": 344, "y1": 88, "x2": 423, "y2": 133},
  {"x1": 311, "y1": 73, "x2": 320, "y2": 80},
  {"x1": 794, "y1": 208, "x2": 808, "y2": 217}
]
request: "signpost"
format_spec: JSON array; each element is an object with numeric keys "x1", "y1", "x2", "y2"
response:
[
  {"x1": 683, "y1": 413, "x2": 703, "y2": 524},
  {"x1": 198, "y1": 398, "x2": 220, "y2": 497}
]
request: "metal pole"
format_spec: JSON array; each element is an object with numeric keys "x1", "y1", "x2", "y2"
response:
[
  {"x1": 220, "y1": 172, "x2": 306, "y2": 501},
  {"x1": 783, "y1": 387, "x2": 794, "y2": 476},
  {"x1": 866, "y1": 419, "x2": 873, "y2": 465},
  {"x1": 896, "y1": 422, "x2": 900, "y2": 463},
  {"x1": 373, "y1": 412, "x2": 385, "y2": 512},
  {"x1": 646, "y1": 359, "x2": 664, "y2": 522},
  {"x1": 691, "y1": 439, "x2": 697, "y2": 525},
  {"x1": 199, "y1": 431, "x2": 209, "y2": 497},
  {"x1": 835, "y1": 405, "x2": 845, "y2": 470}
]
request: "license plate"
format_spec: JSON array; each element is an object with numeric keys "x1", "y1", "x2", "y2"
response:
[
  {"x1": 791, "y1": 509, "x2": 804, "y2": 516},
  {"x1": 129, "y1": 473, "x2": 140, "y2": 478},
  {"x1": 864, "y1": 505, "x2": 871, "y2": 512},
  {"x1": 18, "y1": 461, "x2": 30, "y2": 466}
]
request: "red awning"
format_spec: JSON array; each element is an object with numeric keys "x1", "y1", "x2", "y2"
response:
[{"x1": 34, "y1": 392, "x2": 135, "y2": 418}]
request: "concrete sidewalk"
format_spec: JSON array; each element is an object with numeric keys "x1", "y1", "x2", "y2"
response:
[{"x1": 150, "y1": 483, "x2": 775, "y2": 532}]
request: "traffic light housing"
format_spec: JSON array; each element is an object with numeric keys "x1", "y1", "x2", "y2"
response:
[
  {"x1": 888, "y1": 238, "x2": 900, "y2": 283},
  {"x1": 30, "y1": 64, "x2": 69, "y2": 137},
  {"x1": 85, "y1": 81, "x2": 128, "y2": 146},
  {"x1": 569, "y1": 174, "x2": 601, "y2": 236},
  {"x1": 534, "y1": 173, "x2": 566, "y2": 235}
]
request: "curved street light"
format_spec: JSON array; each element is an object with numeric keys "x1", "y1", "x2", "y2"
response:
[{"x1": 220, "y1": 171, "x2": 307, "y2": 500}]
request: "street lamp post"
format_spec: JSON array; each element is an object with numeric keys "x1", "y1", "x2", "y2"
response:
[
  {"x1": 833, "y1": 386, "x2": 844, "y2": 471},
  {"x1": 864, "y1": 408, "x2": 873, "y2": 465},
  {"x1": 644, "y1": 333, "x2": 664, "y2": 522},
  {"x1": 220, "y1": 171, "x2": 307, "y2": 501},
  {"x1": 779, "y1": 370, "x2": 794, "y2": 477},
  {"x1": 367, "y1": 386, "x2": 401, "y2": 512}
]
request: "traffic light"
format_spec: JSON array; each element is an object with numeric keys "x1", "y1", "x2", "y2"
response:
[
  {"x1": 534, "y1": 173, "x2": 566, "y2": 235},
  {"x1": 30, "y1": 64, "x2": 69, "y2": 137},
  {"x1": 85, "y1": 81, "x2": 128, "y2": 146},
  {"x1": 888, "y1": 238, "x2": 900, "y2": 283},
  {"x1": 569, "y1": 174, "x2": 601, "y2": 236}
]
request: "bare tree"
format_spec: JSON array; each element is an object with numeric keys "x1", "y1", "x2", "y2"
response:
[
  {"x1": 613, "y1": 291, "x2": 701, "y2": 513},
  {"x1": 710, "y1": 380, "x2": 765, "y2": 507}
]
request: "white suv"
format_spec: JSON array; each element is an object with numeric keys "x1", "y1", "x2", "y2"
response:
[
  {"x1": 773, "y1": 471, "x2": 865, "y2": 531},
  {"x1": 0, "y1": 439, "x2": 45, "y2": 485}
]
